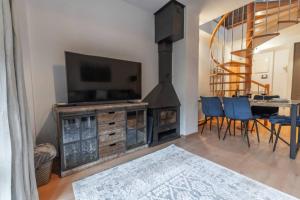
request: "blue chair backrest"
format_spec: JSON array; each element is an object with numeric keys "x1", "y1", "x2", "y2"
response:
[
  {"x1": 223, "y1": 97, "x2": 235, "y2": 119},
  {"x1": 233, "y1": 97, "x2": 253, "y2": 121},
  {"x1": 201, "y1": 96, "x2": 224, "y2": 117},
  {"x1": 223, "y1": 97, "x2": 253, "y2": 120}
]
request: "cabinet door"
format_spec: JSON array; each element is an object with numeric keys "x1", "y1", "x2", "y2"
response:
[
  {"x1": 81, "y1": 138, "x2": 98, "y2": 164},
  {"x1": 63, "y1": 142, "x2": 81, "y2": 170},
  {"x1": 81, "y1": 116, "x2": 97, "y2": 140},
  {"x1": 137, "y1": 128, "x2": 147, "y2": 144},
  {"x1": 62, "y1": 118, "x2": 80, "y2": 144},
  {"x1": 126, "y1": 110, "x2": 147, "y2": 149},
  {"x1": 126, "y1": 111, "x2": 137, "y2": 149}
]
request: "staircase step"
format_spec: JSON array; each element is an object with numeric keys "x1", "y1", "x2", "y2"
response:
[
  {"x1": 278, "y1": 19, "x2": 299, "y2": 26},
  {"x1": 255, "y1": 0, "x2": 298, "y2": 12},
  {"x1": 210, "y1": 81, "x2": 251, "y2": 85},
  {"x1": 218, "y1": 61, "x2": 250, "y2": 67},
  {"x1": 231, "y1": 49, "x2": 253, "y2": 58},
  {"x1": 215, "y1": 89, "x2": 247, "y2": 92},
  {"x1": 278, "y1": 20, "x2": 299, "y2": 24},
  {"x1": 255, "y1": 3, "x2": 298, "y2": 16},
  {"x1": 252, "y1": 33, "x2": 280, "y2": 48},
  {"x1": 210, "y1": 73, "x2": 251, "y2": 76}
]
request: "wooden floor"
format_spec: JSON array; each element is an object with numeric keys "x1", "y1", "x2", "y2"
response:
[{"x1": 38, "y1": 123, "x2": 300, "y2": 200}]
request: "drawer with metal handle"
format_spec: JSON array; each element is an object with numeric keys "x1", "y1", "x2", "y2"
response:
[
  {"x1": 99, "y1": 141, "x2": 125, "y2": 158},
  {"x1": 99, "y1": 128, "x2": 125, "y2": 146},
  {"x1": 97, "y1": 111, "x2": 125, "y2": 124}
]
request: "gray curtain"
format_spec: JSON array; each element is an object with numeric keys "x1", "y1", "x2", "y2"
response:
[{"x1": 1, "y1": 0, "x2": 38, "y2": 199}]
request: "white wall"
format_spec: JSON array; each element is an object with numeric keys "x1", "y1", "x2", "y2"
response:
[
  {"x1": 24, "y1": 0, "x2": 158, "y2": 145},
  {"x1": 21, "y1": 0, "x2": 201, "y2": 144},
  {"x1": 198, "y1": 30, "x2": 211, "y2": 120},
  {"x1": 253, "y1": 45, "x2": 293, "y2": 97},
  {"x1": 173, "y1": 6, "x2": 199, "y2": 135}
]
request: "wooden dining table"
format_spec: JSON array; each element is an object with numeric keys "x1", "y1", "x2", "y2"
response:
[{"x1": 250, "y1": 100, "x2": 300, "y2": 160}]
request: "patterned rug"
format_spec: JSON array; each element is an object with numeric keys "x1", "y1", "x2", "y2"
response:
[{"x1": 73, "y1": 145, "x2": 298, "y2": 200}]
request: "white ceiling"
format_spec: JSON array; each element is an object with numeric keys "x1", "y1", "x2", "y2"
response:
[{"x1": 123, "y1": 0, "x2": 253, "y2": 25}]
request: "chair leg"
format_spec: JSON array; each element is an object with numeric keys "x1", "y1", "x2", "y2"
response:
[
  {"x1": 254, "y1": 120, "x2": 260, "y2": 143},
  {"x1": 216, "y1": 117, "x2": 220, "y2": 140},
  {"x1": 226, "y1": 118, "x2": 232, "y2": 136},
  {"x1": 241, "y1": 121, "x2": 243, "y2": 136},
  {"x1": 233, "y1": 120, "x2": 236, "y2": 136},
  {"x1": 273, "y1": 125, "x2": 282, "y2": 152},
  {"x1": 269, "y1": 124, "x2": 275, "y2": 143},
  {"x1": 223, "y1": 119, "x2": 232, "y2": 140},
  {"x1": 201, "y1": 117, "x2": 207, "y2": 135},
  {"x1": 220, "y1": 117, "x2": 224, "y2": 130},
  {"x1": 244, "y1": 121, "x2": 250, "y2": 148},
  {"x1": 210, "y1": 117, "x2": 212, "y2": 131},
  {"x1": 250, "y1": 122, "x2": 255, "y2": 134}
]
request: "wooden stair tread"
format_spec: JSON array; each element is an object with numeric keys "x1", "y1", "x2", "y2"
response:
[
  {"x1": 210, "y1": 81, "x2": 250, "y2": 85},
  {"x1": 231, "y1": 49, "x2": 253, "y2": 58},
  {"x1": 210, "y1": 72, "x2": 251, "y2": 76},
  {"x1": 255, "y1": 8, "x2": 298, "y2": 21},
  {"x1": 218, "y1": 61, "x2": 250, "y2": 67},
  {"x1": 278, "y1": 20, "x2": 299, "y2": 24},
  {"x1": 252, "y1": 33, "x2": 280, "y2": 48},
  {"x1": 215, "y1": 89, "x2": 247, "y2": 92},
  {"x1": 252, "y1": 32, "x2": 280, "y2": 39},
  {"x1": 255, "y1": 3, "x2": 298, "y2": 16},
  {"x1": 255, "y1": 0, "x2": 299, "y2": 12}
]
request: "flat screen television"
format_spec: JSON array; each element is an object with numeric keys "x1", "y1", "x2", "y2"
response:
[{"x1": 65, "y1": 52, "x2": 142, "y2": 104}]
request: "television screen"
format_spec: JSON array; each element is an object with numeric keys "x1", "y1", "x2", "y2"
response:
[{"x1": 65, "y1": 52, "x2": 142, "y2": 103}]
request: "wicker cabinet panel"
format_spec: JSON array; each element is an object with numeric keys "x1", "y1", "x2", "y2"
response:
[
  {"x1": 99, "y1": 128, "x2": 125, "y2": 146},
  {"x1": 97, "y1": 111, "x2": 125, "y2": 124},
  {"x1": 98, "y1": 120, "x2": 126, "y2": 133},
  {"x1": 99, "y1": 141, "x2": 125, "y2": 158}
]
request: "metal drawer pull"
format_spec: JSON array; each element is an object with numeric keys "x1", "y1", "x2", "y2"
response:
[
  {"x1": 109, "y1": 143, "x2": 117, "y2": 147},
  {"x1": 108, "y1": 112, "x2": 115, "y2": 114},
  {"x1": 109, "y1": 132, "x2": 116, "y2": 136},
  {"x1": 109, "y1": 122, "x2": 115, "y2": 125}
]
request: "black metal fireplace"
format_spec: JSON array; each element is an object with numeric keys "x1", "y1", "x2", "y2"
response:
[{"x1": 144, "y1": 0, "x2": 185, "y2": 146}]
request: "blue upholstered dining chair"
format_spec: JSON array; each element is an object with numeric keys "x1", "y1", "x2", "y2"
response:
[
  {"x1": 251, "y1": 95, "x2": 280, "y2": 139},
  {"x1": 231, "y1": 95, "x2": 249, "y2": 136},
  {"x1": 223, "y1": 97, "x2": 260, "y2": 147},
  {"x1": 269, "y1": 116, "x2": 300, "y2": 152},
  {"x1": 200, "y1": 96, "x2": 225, "y2": 139}
]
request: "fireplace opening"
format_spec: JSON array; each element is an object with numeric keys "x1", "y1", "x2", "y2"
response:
[{"x1": 159, "y1": 110, "x2": 177, "y2": 126}]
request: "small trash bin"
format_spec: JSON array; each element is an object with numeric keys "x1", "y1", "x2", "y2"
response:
[{"x1": 34, "y1": 143, "x2": 57, "y2": 187}]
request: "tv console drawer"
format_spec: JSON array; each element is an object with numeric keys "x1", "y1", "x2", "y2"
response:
[
  {"x1": 99, "y1": 141, "x2": 125, "y2": 158},
  {"x1": 98, "y1": 120, "x2": 126, "y2": 133},
  {"x1": 97, "y1": 111, "x2": 125, "y2": 124},
  {"x1": 99, "y1": 128, "x2": 125, "y2": 146}
]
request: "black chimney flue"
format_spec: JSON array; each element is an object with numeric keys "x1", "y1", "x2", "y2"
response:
[{"x1": 158, "y1": 42, "x2": 173, "y2": 83}]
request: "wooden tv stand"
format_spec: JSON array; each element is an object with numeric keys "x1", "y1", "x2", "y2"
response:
[{"x1": 54, "y1": 102, "x2": 148, "y2": 177}]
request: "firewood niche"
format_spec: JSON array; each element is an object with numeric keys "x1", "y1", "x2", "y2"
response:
[{"x1": 54, "y1": 102, "x2": 148, "y2": 177}]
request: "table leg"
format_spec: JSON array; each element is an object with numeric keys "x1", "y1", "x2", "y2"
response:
[
  {"x1": 290, "y1": 104, "x2": 298, "y2": 159},
  {"x1": 298, "y1": 108, "x2": 300, "y2": 145}
]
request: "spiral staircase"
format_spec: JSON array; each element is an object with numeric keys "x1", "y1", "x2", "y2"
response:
[{"x1": 209, "y1": 0, "x2": 300, "y2": 97}]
